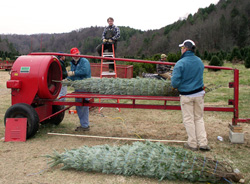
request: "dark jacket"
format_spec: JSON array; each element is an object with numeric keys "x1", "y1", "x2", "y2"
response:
[
  {"x1": 59, "y1": 58, "x2": 68, "y2": 79},
  {"x1": 157, "y1": 60, "x2": 171, "y2": 74},
  {"x1": 102, "y1": 25, "x2": 120, "y2": 41}
]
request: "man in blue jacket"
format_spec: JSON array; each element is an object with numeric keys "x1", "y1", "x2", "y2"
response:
[
  {"x1": 171, "y1": 39, "x2": 210, "y2": 151},
  {"x1": 68, "y1": 47, "x2": 91, "y2": 131}
]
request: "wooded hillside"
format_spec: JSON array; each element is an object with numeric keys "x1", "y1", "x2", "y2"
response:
[{"x1": 0, "y1": 0, "x2": 249, "y2": 59}]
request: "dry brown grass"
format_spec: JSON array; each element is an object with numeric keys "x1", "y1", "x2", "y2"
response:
[{"x1": 0, "y1": 69, "x2": 250, "y2": 184}]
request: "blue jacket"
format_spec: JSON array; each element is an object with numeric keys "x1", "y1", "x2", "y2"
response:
[
  {"x1": 68, "y1": 58, "x2": 91, "y2": 81},
  {"x1": 171, "y1": 51, "x2": 204, "y2": 94}
]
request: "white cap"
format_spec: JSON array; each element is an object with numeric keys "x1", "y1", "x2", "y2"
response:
[{"x1": 179, "y1": 39, "x2": 196, "y2": 49}]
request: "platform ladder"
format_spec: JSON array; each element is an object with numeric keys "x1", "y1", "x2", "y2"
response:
[{"x1": 99, "y1": 43, "x2": 120, "y2": 112}]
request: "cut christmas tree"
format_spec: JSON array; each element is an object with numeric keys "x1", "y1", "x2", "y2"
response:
[
  {"x1": 46, "y1": 141, "x2": 243, "y2": 183},
  {"x1": 62, "y1": 78, "x2": 179, "y2": 96}
]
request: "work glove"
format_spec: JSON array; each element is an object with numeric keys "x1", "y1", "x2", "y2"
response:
[
  {"x1": 103, "y1": 39, "x2": 107, "y2": 43},
  {"x1": 108, "y1": 39, "x2": 113, "y2": 43},
  {"x1": 171, "y1": 87, "x2": 176, "y2": 91},
  {"x1": 67, "y1": 71, "x2": 75, "y2": 77}
]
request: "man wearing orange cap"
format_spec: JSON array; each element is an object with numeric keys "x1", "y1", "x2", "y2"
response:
[{"x1": 68, "y1": 47, "x2": 91, "y2": 131}]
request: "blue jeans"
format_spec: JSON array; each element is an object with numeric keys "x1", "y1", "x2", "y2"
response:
[
  {"x1": 75, "y1": 90, "x2": 89, "y2": 128},
  {"x1": 58, "y1": 85, "x2": 67, "y2": 101}
]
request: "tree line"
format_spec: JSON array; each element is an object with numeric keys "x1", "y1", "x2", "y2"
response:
[{"x1": 0, "y1": 0, "x2": 249, "y2": 70}]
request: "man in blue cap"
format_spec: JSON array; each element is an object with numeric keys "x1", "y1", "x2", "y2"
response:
[{"x1": 171, "y1": 39, "x2": 210, "y2": 152}]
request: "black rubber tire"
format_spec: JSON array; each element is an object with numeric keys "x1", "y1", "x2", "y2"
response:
[
  {"x1": 47, "y1": 105, "x2": 65, "y2": 125},
  {"x1": 4, "y1": 103, "x2": 39, "y2": 139}
]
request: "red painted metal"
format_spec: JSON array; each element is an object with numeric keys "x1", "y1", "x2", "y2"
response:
[
  {"x1": 6, "y1": 80, "x2": 22, "y2": 89},
  {"x1": 49, "y1": 92, "x2": 234, "y2": 112},
  {"x1": 35, "y1": 104, "x2": 52, "y2": 122},
  {"x1": 0, "y1": 60, "x2": 13, "y2": 70},
  {"x1": 28, "y1": 53, "x2": 249, "y2": 124},
  {"x1": 7, "y1": 55, "x2": 62, "y2": 105},
  {"x1": 62, "y1": 92, "x2": 181, "y2": 101},
  {"x1": 29, "y1": 52, "x2": 235, "y2": 70},
  {"x1": 39, "y1": 105, "x2": 72, "y2": 122},
  {"x1": 6, "y1": 55, "x2": 62, "y2": 122},
  {"x1": 5, "y1": 118, "x2": 27, "y2": 142},
  {"x1": 5, "y1": 53, "x2": 248, "y2": 126},
  {"x1": 233, "y1": 69, "x2": 239, "y2": 125},
  {"x1": 100, "y1": 44, "x2": 104, "y2": 78},
  {"x1": 90, "y1": 63, "x2": 133, "y2": 78},
  {"x1": 236, "y1": 119, "x2": 250, "y2": 123}
]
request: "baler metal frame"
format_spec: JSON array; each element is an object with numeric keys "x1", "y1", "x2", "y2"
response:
[
  {"x1": 0, "y1": 60, "x2": 13, "y2": 70},
  {"x1": 29, "y1": 52, "x2": 250, "y2": 126}
]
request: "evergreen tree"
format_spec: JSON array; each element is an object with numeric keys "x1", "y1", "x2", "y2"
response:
[
  {"x1": 218, "y1": 52, "x2": 223, "y2": 61},
  {"x1": 244, "y1": 52, "x2": 250, "y2": 68},
  {"x1": 230, "y1": 47, "x2": 242, "y2": 62},
  {"x1": 2, "y1": 53, "x2": 6, "y2": 60},
  {"x1": 238, "y1": 15, "x2": 248, "y2": 48},
  {"x1": 207, "y1": 53, "x2": 212, "y2": 61},
  {"x1": 151, "y1": 54, "x2": 161, "y2": 61},
  {"x1": 209, "y1": 55, "x2": 224, "y2": 71},
  {"x1": 195, "y1": 49, "x2": 201, "y2": 58}
]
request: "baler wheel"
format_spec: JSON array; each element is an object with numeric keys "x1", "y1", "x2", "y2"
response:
[
  {"x1": 49, "y1": 105, "x2": 65, "y2": 125},
  {"x1": 4, "y1": 103, "x2": 39, "y2": 139}
]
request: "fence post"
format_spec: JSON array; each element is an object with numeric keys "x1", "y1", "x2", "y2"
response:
[{"x1": 233, "y1": 69, "x2": 239, "y2": 125}]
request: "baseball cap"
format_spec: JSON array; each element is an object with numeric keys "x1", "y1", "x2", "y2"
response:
[
  {"x1": 161, "y1": 54, "x2": 167, "y2": 59},
  {"x1": 179, "y1": 39, "x2": 196, "y2": 49},
  {"x1": 70, "y1": 47, "x2": 80, "y2": 55},
  {"x1": 57, "y1": 51, "x2": 63, "y2": 58}
]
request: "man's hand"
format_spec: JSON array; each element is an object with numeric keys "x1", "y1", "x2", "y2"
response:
[
  {"x1": 108, "y1": 39, "x2": 113, "y2": 43},
  {"x1": 171, "y1": 87, "x2": 177, "y2": 91},
  {"x1": 103, "y1": 39, "x2": 107, "y2": 43},
  {"x1": 67, "y1": 71, "x2": 75, "y2": 77}
]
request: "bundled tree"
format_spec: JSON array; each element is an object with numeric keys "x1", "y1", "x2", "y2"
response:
[
  {"x1": 62, "y1": 78, "x2": 179, "y2": 96},
  {"x1": 46, "y1": 141, "x2": 243, "y2": 183}
]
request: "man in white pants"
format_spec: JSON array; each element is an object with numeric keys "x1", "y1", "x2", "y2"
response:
[{"x1": 171, "y1": 39, "x2": 210, "y2": 151}]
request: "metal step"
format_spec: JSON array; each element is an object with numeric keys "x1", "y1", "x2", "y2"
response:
[
  {"x1": 103, "y1": 52, "x2": 113, "y2": 55},
  {"x1": 103, "y1": 53, "x2": 114, "y2": 57},
  {"x1": 102, "y1": 62, "x2": 114, "y2": 64},
  {"x1": 101, "y1": 72, "x2": 116, "y2": 76},
  {"x1": 103, "y1": 55, "x2": 114, "y2": 57}
]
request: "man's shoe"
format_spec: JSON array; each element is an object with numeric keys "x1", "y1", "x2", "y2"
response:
[
  {"x1": 199, "y1": 145, "x2": 211, "y2": 151},
  {"x1": 183, "y1": 143, "x2": 198, "y2": 151},
  {"x1": 75, "y1": 126, "x2": 90, "y2": 131}
]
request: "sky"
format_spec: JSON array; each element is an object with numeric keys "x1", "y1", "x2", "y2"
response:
[{"x1": 1, "y1": 0, "x2": 220, "y2": 35}]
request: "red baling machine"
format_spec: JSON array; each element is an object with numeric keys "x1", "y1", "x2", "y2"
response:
[
  {"x1": 4, "y1": 53, "x2": 250, "y2": 139},
  {"x1": 5, "y1": 55, "x2": 65, "y2": 138}
]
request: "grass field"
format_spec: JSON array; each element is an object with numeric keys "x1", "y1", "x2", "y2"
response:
[{"x1": 0, "y1": 62, "x2": 249, "y2": 184}]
